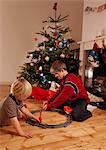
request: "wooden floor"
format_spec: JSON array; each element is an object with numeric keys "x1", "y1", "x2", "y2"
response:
[{"x1": 0, "y1": 85, "x2": 106, "y2": 150}]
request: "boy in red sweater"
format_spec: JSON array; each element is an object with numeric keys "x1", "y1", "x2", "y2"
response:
[{"x1": 32, "y1": 60, "x2": 92, "y2": 121}]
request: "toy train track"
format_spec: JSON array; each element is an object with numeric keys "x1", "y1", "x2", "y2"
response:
[{"x1": 26, "y1": 109, "x2": 72, "y2": 128}]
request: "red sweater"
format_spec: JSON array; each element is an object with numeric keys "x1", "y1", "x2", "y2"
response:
[{"x1": 47, "y1": 73, "x2": 89, "y2": 109}]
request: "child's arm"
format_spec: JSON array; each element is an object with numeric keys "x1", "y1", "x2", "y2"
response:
[
  {"x1": 43, "y1": 101, "x2": 48, "y2": 110},
  {"x1": 10, "y1": 117, "x2": 32, "y2": 138},
  {"x1": 20, "y1": 106, "x2": 39, "y2": 122}
]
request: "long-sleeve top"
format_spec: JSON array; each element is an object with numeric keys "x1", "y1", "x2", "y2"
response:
[{"x1": 47, "y1": 73, "x2": 90, "y2": 110}]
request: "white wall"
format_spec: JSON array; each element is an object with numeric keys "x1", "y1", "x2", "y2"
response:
[
  {"x1": 82, "y1": 0, "x2": 106, "y2": 41},
  {"x1": 0, "y1": 0, "x2": 83, "y2": 84}
]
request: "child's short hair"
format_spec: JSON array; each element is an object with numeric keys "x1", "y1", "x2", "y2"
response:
[
  {"x1": 50, "y1": 60, "x2": 67, "y2": 74},
  {"x1": 11, "y1": 78, "x2": 32, "y2": 100}
]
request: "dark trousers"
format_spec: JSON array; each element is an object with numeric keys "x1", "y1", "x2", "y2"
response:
[{"x1": 58, "y1": 99, "x2": 92, "y2": 122}]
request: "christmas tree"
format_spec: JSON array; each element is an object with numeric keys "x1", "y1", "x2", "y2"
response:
[{"x1": 18, "y1": 3, "x2": 80, "y2": 89}]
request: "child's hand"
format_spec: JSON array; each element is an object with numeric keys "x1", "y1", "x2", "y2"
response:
[
  {"x1": 20, "y1": 132, "x2": 32, "y2": 138},
  {"x1": 43, "y1": 101, "x2": 48, "y2": 110},
  {"x1": 33, "y1": 116, "x2": 39, "y2": 122},
  {"x1": 10, "y1": 117, "x2": 33, "y2": 138}
]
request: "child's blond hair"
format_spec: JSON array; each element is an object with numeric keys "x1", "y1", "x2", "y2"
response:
[{"x1": 10, "y1": 78, "x2": 32, "y2": 100}]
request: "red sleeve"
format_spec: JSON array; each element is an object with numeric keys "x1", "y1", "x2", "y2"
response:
[
  {"x1": 31, "y1": 86, "x2": 49, "y2": 101},
  {"x1": 47, "y1": 86, "x2": 74, "y2": 110}
]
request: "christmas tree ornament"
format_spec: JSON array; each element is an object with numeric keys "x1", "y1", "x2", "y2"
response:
[
  {"x1": 55, "y1": 40, "x2": 59, "y2": 47},
  {"x1": 53, "y1": 32, "x2": 57, "y2": 36},
  {"x1": 39, "y1": 66, "x2": 42, "y2": 71},
  {"x1": 60, "y1": 53, "x2": 65, "y2": 58},
  {"x1": 66, "y1": 54, "x2": 69, "y2": 58},
  {"x1": 38, "y1": 55, "x2": 41, "y2": 61},
  {"x1": 29, "y1": 53, "x2": 33, "y2": 58},
  {"x1": 40, "y1": 73, "x2": 43, "y2": 76},
  {"x1": 45, "y1": 56, "x2": 49, "y2": 62},
  {"x1": 33, "y1": 58, "x2": 38, "y2": 63},
  {"x1": 27, "y1": 53, "x2": 32, "y2": 59},
  {"x1": 67, "y1": 43, "x2": 70, "y2": 48},
  {"x1": 59, "y1": 41, "x2": 63, "y2": 48},
  {"x1": 49, "y1": 47, "x2": 53, "y2": 51},
  {"x1": 34, "y1": 37, "x2": 38, "y2": 41},
  {"x1": 48, "y1": 81, "x2": 52, "y2": 84},
  {"x1": 30, "y1": 62, "x2": 34, "y2": 66},
  {"x1": 56, "y1": 23, "x2": 59, "y2": 26}
]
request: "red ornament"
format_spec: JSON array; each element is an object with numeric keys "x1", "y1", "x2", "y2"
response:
[
  {"x1": 34, "y1": 38, "x2": 38, "y2": 41},
  {"x1": 53, "y1": 32, "x2": 57, "y2": 36},
  {"x1": 55, "y1": 41, "x2": 59, "y2": 46},
  {"x1": 66, "y1": 55, "x2": 69, "y2": 58}
]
